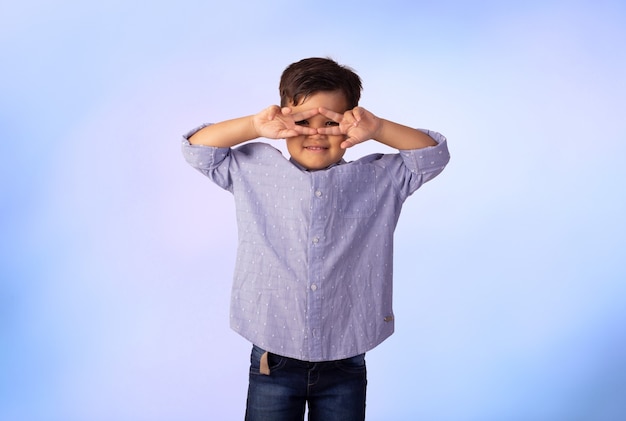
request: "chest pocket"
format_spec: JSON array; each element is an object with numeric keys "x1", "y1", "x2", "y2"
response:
[{"x1": 333, "y1": 167, "x2": 377, "y2": 218}]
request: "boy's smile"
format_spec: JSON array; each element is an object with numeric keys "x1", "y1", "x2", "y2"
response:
[{"x1": 286, "y1": 90, "x2": 348, "y2": 171}]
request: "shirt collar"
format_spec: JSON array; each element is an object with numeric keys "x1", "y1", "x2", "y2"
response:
[{"x1": 289, "y1": 158, "x2": 347, "y2": 172}]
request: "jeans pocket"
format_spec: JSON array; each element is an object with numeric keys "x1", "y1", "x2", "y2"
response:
[
  {"x1": 334, "y1": 353, "x2": 366, "y2": 375},
  {"x1": 249, "y1": 345, "x2": 287, "y2": 375}
]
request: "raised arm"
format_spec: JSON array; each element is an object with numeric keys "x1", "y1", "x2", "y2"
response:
[
  {"x1": 188, "y1": 106, "x2": 320, "y2": 148},
  {"x1": 317, "y1": 106, "x2": 437, "y2": 150}
]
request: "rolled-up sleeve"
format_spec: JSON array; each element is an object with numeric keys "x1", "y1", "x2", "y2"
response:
[
  {"x1": 181, "y1": 124, "x2": 233, "y2": 190},
  {"x1": 374, "y1": 129, "x2": 449, "y2": 199},
  {"x1": 400, "y1": 129, "x2": 450, "y2": 179}
]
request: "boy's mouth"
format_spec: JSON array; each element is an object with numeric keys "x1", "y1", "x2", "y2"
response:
[{"x1": 304, "y1": 145, "x2": 329, "y2": 151}]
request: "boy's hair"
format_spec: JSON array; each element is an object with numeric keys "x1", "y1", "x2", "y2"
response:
[{"x1": 279, "y1": 57, "x2": 362, "y2": 109}]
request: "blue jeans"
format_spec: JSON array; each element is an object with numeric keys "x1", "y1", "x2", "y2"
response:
[{"x1": 245, "y1": 345, "x2": 367, "y2": 421}]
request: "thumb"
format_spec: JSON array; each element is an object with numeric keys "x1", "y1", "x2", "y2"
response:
[
  {"x1": 265, "y1": 105, "x2": 280, "y2": 121},
  {"x1": 341, "y1": 138, "x2": 356, "y2": 149}
]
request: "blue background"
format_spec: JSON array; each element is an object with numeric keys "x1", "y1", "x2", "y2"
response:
[{"x1": 1, "y1": 1, "x2": 625, "y2": 420}]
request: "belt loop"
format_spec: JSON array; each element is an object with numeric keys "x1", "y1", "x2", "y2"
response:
[{"x1": 260, "y1": 352, "x2": 271, "y2": 375}]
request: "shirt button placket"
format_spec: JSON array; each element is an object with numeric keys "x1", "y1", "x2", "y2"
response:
[{"x1": 308, "y1": 182, "x2": 325, "y2": 359}]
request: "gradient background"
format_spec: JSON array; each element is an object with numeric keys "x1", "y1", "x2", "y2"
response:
[{"x1": 1, "y1": 1, "x2": 625, "y2": 420}]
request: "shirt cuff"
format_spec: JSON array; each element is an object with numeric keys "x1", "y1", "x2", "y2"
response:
[
  {"x1": 181, "y1": 124, "x2": 230, "y2": 170},
  {"x1": 400, "y1": 129, "x2": 450, "y2": 174}
]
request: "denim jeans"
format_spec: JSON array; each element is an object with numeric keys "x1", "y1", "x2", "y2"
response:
[{"x1": 245, "y1": 345, "x2": 367, "y2": 421}]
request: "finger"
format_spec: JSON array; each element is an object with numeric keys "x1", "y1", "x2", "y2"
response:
[
  {"x1": 318, "y1": 107, "x2": 344, "y2": 123},
  {"x1": 281, "y1": 128, "x2": 314, "y2": 138},
  {"x1": 293, "y1": 125, "x2": 317, "y2": 135},
  {"x1": 267, "y1": 105, "x2": 280, "y2": 120},
  {"x1": 290, "y1": 108, "x2": 319, "y2": 121},
  {"x1": 352, "y1": 106, "x2": 363, "y2": 122},
  {"x1": 316, "y1": 126, "x2": 344, "y2": 136},
  {"x1": 279, "y1": 129, "x2": 299, "y2": 138},
  {"x1": 341, "y1": 138, "x2": 357, "y2": 149}
]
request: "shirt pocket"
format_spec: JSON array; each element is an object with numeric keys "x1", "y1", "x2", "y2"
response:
[{"x1": 334, "y1": 167, "x2": 377, "y2": 218}]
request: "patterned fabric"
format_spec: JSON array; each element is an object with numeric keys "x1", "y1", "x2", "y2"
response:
[{"x1": 182, "y1": 127, "x2": 449, "y2": 361}]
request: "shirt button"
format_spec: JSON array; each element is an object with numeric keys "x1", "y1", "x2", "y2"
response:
[
  {"x1": 311, "y1": 284, "x2": 318, "y2": 291},
  {"x1": 312, "y1": 237, "x2": 319, "y2": 244},
  {"x1": 315, "y1": 190, "x2": 322, "y2": 197}
]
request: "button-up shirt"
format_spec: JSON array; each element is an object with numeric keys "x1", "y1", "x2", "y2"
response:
[{"x1": 182, "y1": 126, "x2": 449, "y2": 361}]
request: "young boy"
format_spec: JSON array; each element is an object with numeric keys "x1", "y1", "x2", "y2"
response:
[{"x1": 182, "y1": 57, "x2": 449, "y2": 421}]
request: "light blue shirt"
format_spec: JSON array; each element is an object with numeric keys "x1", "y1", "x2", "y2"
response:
[{"x1": 182, "y1": 127, "x2": 449, "y2": 361}]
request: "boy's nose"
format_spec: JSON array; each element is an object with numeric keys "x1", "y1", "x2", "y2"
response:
[{"x1": 308, "y1": 129, "x2": 326, "y2": 138}]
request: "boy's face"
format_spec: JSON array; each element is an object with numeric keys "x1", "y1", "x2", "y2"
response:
[{"x1": 286, "y1": 90, "x2": 348, "y2": 171}]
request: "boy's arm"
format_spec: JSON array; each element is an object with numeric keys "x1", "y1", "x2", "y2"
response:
[
  {"x1": 187, "y1": 115, "x2": 258, "y2": 147},
  {"x1": 372, "y1": 119, "x2": 437, "y2": 150},
  {"x1": 188, "y1": 106, "x2": 319, "y2": 147},
  {"x1": 317, "y1": 106, "x2": 438, "y2": 150}
]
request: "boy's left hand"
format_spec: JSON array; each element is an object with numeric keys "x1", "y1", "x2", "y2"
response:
[{"x1": 317, "y1": 106, "x2": 382, "y2": 149}]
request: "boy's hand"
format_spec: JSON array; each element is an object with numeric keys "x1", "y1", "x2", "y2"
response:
[
  {"x1": 253, "y1": 105, "x2": 319, "y2": 139},
  {"x1": 317, "y1": 106, "x2": 382, "y2": 149}
]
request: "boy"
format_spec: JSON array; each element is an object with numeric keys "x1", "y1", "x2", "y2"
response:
[{"x1": 182, "y1": 57, "x2": 449, "y2": 421}]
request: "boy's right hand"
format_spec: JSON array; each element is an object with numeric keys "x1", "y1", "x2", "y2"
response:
[{"x1": 253, "y1": 105, "x2": 319, "y2": 139}]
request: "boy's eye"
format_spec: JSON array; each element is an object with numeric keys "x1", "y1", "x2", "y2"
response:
[
  {"x1": 295, "y1": 120, "x2": 309, "y2": 126},
  {"x1": 325, "y1": 121, "x2": 339, "y2": 127}
]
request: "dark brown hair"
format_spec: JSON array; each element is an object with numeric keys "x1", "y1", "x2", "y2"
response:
[{"x1": 279, "y1": 57, "x2": 362, "y2": 108}]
